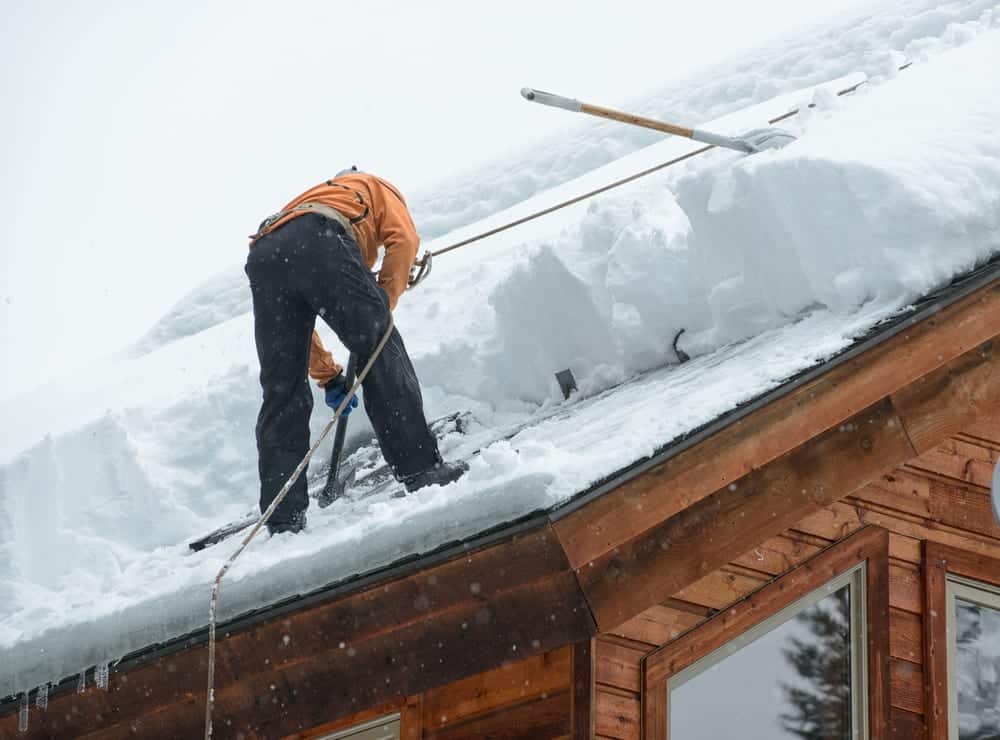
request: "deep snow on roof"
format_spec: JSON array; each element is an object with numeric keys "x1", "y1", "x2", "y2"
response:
[{"x1": 2, "y1": 7, "x2": 1000, "y2": 700}]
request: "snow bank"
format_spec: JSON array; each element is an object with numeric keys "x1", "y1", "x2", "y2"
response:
[
  {"x1": 3, "y1": 15, "x2": 1000, "y2": 700},
  {"x1": 673, "y1": 29, "x2": 1000, "y2": 352}
]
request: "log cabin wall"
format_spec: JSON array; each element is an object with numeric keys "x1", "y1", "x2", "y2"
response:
[{"x1": 593, "y1": 416, "x2": 1000, "y2": 740}]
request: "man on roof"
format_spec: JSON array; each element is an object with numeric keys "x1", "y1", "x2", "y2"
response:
[{"x1": 246, "y1": 167, "x2": 468, "y2": 535}]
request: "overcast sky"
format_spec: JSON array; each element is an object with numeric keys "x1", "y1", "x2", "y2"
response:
[{"x1": 1, "y1": 0, "x2": 868, "y2": 400}]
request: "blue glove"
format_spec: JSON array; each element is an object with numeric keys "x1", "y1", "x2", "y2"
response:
[{"x1": 324, "y1": 373, "x2": 359, "y2": 416}]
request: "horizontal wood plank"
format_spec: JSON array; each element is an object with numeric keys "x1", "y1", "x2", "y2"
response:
[
  {"x1": 594, "y1": 640, "x2": 643, "y2": 694},
  {"x1": 729, "y1": 534, "x2": 825, "y2": 577},
  {"x1": 608, "y1": 605, "x2": 704, "y2": 647},
  {"x1": 890, "y1": 707, "x2": 926, "y2": 740},
  {"x1": 889, "y1": 562, "x2": 924, "y2": 615},
  {"x1": 890, "y1": 658, "x2": 924, "y2": 715},
  {"x1": 890, "y1": 608, "x2": 923, "y2": 665},
  {"x1": 801, "y1": 499, "x2": 1000, "y2": 564},
  {"x1": 908, "y1": 437, "x2": 996, "y2": 488},
  {"x1": 595, "y1": 688, "x2": 640, "y2": 740},
  {"x1": 672, "y1": 568, "x2": 768, "y2": 612}
]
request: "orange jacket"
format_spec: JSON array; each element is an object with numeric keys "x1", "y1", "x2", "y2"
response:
[{"x1": 254, "y1": 172, "x2": 420, "y2": 386}]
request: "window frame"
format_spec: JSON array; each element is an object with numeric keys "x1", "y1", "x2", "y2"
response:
[
  {"x1": 313, "y1": 712, "x2": 400, "y2": 740},
  {"x1": 642, "y1": 526, "x2": 890, "y2": 739},
  {"x1": 924, "y1": 542, "x2": 1000, "y2": 740}
]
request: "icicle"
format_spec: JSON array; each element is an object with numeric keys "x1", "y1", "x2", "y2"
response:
[
  {"x1": 36, "y1": 683, "x2": 49, "y2": 710},
  {"x1": 18, "y1": 692, "x2": 29, "y2": 733},
  {"x1": 96, "y1": 662, "x2": 109, "y2": 690},
  {"x1": 77, "y1": 670, "x2": 86, "y2": 693}
]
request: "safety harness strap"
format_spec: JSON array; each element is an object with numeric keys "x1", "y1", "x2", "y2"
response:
[{"x1": 251, "y1": 201, "x2": 357, "y2": 242}]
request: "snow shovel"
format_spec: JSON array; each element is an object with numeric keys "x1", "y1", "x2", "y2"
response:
[
  {"x1": 520, "y1": 87, "x2": 795, "y2": 153},
  {"x1": 318, "y1": 352, "x2": 358, "y2": 507}
]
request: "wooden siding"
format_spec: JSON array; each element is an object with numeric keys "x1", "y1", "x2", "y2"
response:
[{"x1": 592, "y1": 415, "x2": 1000, "y2": 739}]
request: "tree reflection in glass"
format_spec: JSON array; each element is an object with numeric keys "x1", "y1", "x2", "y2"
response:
[
  {"x1": 669, "y1": 585, "x2": 854, "y2": 740},
  {"x1": 780, "y1": 587, "x2": 852, "y2": 739},
  {"x1": 955, "y1": 599, "x2": 1000, "y2": 740}
]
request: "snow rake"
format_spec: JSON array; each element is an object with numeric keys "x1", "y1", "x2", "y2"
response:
[{"x1": 520, "y1": 87, "x2": 795, "y2": 154}]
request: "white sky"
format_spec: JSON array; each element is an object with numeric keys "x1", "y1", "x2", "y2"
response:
[{"x1": 1, "y1": 0, "x2": 867, "y2": 400}]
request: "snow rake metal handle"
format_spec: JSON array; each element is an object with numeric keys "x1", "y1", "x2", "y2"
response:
[
  {"x1": 520, "y1": 87, "x2": 755, "y2": 153},
  {"x1": 205, "y1": 315, "x2": 395, "y2": 740}
]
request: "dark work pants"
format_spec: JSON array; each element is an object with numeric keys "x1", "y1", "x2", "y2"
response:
[{"x1": 245, "y1": 214, "x2": 440, "y2": 524}]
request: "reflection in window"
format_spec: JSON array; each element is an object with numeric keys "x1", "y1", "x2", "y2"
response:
[
  {"x1": 669, "y1": 567, "x2": 866, "y2": 739},
  {"x1": 949, "y1": 578, "x2": 1000, "y2": 740}
]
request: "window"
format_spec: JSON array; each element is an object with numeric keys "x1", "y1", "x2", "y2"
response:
[
  {"x1": 316, "y1": 713, "x2": 400, "y2": 740},
  {"x1": 669, "y1": 567, "x2": 867, "y2": 739},
  {"x1": 947, "y1": 577, "x2": 1000, "y2": 740},
  {"x1": 643, "y1": 527, "x2": 889, "y2": 740}
]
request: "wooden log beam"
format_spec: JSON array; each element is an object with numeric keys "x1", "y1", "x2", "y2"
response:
[
  {"x1": 576, "y1": 398, "x2": 914, "y2": 630},
  {"x1": 553, "y1": 283, "x2": 1000, "y2": 572},
  {"x1": 892, "y1": 339, "x2": 1000, "y2": 453}
]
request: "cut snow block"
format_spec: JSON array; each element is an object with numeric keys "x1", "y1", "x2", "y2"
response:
[{"x1": 555, "y1": 369, "x2": 578, "y2": 400}]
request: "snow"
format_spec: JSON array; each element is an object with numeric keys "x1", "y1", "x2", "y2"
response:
[
  {"x1": 3, "y1": 3, "x2": 1000, "y2": 700},
  {"x1": 115, "y1": 0, "x2": 998, "y2": 355}
]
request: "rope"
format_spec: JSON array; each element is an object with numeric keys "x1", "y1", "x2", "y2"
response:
[
  {"x1": 205, "y1": 314, "x2": 395, "y2": 740},
  {"x1": 430, "y1": 74, "x2": 879, "y2": 260}
]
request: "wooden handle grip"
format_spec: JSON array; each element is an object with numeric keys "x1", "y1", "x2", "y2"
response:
[{"x1": 580, "y1": 103, "x2": 694, "y2": 139}]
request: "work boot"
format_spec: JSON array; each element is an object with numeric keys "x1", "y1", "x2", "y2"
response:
[
  {"x1": 267, "y1": 510, "x2": 307, "y2": 537},
  {"x1": 403, "y1": 460, "x2": 469, "y2": 493}
]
